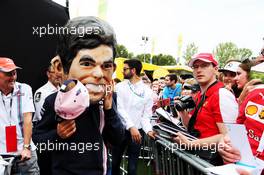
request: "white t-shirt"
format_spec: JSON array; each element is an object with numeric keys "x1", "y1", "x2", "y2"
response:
[{"x1": 0, "y1": 82, "x2": 35, "y2": 154}]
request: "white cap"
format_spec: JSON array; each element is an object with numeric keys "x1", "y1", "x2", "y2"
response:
[{"x1": 219, "y1": 61, "x2": 241, "y2": 73}]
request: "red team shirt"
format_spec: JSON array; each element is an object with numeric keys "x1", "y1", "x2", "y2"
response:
[
  {"x1": 193, "y1": 81, "x2": 238, "y2": 139},
  {"x1": 237, "y1": 85, "x2": 264, "y2": 160}
]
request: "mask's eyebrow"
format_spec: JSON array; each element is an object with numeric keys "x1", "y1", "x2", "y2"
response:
[
  {"x1": 79, "y1": 55, "x2": 96, "y2": 63},
  {"x1": 103, "y1": 59, "x2": 114, "y2": 64},
  {"x1": 79, "y1": 55, "x2": 114, "y2": 65}
]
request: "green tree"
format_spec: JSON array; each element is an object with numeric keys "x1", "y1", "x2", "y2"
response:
[
  {"x1": 135, "y1": 54, "x2": 151, "y2": 63},
  {"x1": 183, "y1": 42, "x2": 198, "y2": 64},
  {"x1": 116, "y1": 44, "x2": 134, "y2": 58},
  {"x1": 214, "y1": 42, "x2": 253, "y2": 67},
  {"x1": 128, "y1": 52, "x2": 134, "y2": 58},
  {"x1": 152, "y1": 54, "x2": 176, "y2": 66},
  {"x1": 237, "y1": 48, "x2": 252, "y2": 60},
  {"x1": 135, "y1": 53, "x2": 176, "y2": 65},
  {"x1": 152, "y1": 54, "x2": 162, "y2": 65},
  {"x1": 213, "y1": 42, "x2": 239, "y2": 67}
]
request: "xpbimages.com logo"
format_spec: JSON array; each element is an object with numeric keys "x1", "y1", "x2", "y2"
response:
[
  {"x1": 163, "y1": 140, "x2": 226, "y2": 154},
  {"x1": 35, "y1": 140, "x2": 100, "y2": 154},
  {"x1": 32, "y1": 24, "x2": 101, "y2": 37}
]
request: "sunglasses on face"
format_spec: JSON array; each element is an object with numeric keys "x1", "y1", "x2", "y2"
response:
[
  {"x1": 0, "y1": 70, "x2": 17, "y2": 77},
  {"x1": 123, "y1": 67, "x2": 131, "y2": 71}
]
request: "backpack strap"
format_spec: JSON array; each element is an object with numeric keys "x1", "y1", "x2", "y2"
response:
[
  {"x1": 187, "y1": 81, "x2": 218, "y2": 137},
  {"x1": 187, "y1": 93, "x2": 206, "y2": 137}
]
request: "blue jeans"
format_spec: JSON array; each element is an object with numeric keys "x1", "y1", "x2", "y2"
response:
[{"x1": 111, "y1": 130, "x2": 143, "y2": 175}]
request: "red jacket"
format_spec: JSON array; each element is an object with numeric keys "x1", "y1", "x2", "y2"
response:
[
  {"x1": 193, "y1": 81, "x2": 238, "y2": 138},
  {"x1": 237, "y1": 85, "x2": 264, "y2": 160}
]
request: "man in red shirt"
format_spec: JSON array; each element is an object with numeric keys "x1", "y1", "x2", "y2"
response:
[{"x1": 173, "y1": 53, "x2": 238, "y2": 164}]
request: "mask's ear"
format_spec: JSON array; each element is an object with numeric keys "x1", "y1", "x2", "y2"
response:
[
  {"x1": 50, "y1": 56, "x2": 63, "y2": 73},
  {"x1": 50, "y1": 56, "x2": 66, "y2": 80}
]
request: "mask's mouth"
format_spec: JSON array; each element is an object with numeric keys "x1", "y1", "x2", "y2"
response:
[{"x1": 85, "y1": 84, "x2": 105, "y2": 93}]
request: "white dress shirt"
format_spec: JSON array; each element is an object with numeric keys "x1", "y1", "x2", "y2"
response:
[
  {"x1": 116, "y1": 80, "x2": 153, "y2": 134},
  {"x1": 33, "y1": 81, "x2": 58, "y2": 121}
]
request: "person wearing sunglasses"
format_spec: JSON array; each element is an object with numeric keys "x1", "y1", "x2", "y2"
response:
[{"x1": 112, "y1": 59, "x2": 156, "y2": 175}]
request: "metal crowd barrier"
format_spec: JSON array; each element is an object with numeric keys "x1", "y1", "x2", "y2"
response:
[
  {"x1": 112, "y1": 134, "x2": 214, "y2": 175},
  {"x1": 152, "y1": 135, "x2": 214, "y2": 175},
  {"x1": 0, "y1": 155, "x2": 20, "y2": 175}
]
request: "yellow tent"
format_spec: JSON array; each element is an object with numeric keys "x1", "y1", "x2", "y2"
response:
[
  {"x1": 152, "y1": 68, "x2": 170, "y2": 79},
  {"x1": 161, "y1": 65, "x2": 192, "y2": 72},
  {"x1": 114, "y1": 57, "x2": 160, "y2": 80},
  {"x1": 114, "y1": 57, "x2": 192, "y2": 80}
]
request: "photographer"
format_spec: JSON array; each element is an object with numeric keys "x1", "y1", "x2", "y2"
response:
[
  {"x1": 180, "y1": 78, "x2": 200, "y2": 98},
  {"x1": 172, "y1": 53, "x2": 238, "y2": 165},
  {"x1": 173, "y1": 79, "x2": 199, "y2": 117}
]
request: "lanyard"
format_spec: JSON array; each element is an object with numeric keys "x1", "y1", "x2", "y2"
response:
[
  {"x1": 128, "y1": 81, "x2": 145, "y2": 98},
  {"x1": 2, "y1": 94, "x2": 13, "y2": 125}
]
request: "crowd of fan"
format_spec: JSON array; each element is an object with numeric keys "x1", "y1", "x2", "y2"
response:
[{"x1": 0, "y1": 15, "x2": 264, "y2": 175}]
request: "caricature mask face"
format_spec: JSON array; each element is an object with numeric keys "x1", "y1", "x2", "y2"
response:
[
  {"x1": 67, "y1": 45, "x2": 114, "y2": 104},
  {"x1": 56, "y1": 16, "x2": 116, "y2": 104}
]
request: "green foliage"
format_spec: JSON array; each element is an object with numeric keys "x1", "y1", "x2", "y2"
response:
[
  {"x1": 183, "y1": 42, "x2": 198, "y2": 64},
  {"x1": 135, "y1": 53, "x2": 176, "y2": 65},
  {"x1": 250, "y1": 71, "x2": 264, "y2": 83},
  {"x1": 152, "y1": 54, "x2": 176, "y2": 65},
  {"x1": 213, "y1": 42, "x2": 253, "y2": 67},
  {"x1": 128, "y1": 52, "x2": 134, "y2": 58},
  {"x1": 116, "y1": 43, "x2": 176, "y2": 65},
  {"x1": 117, "y1": 42, "x2": 253, "y2": 68},
  {"x1": 116, "y1": 44, "x2": 134, "y2": 58},
  {"x1": 237, "y1": 48, "x2": 253, "y2": 60},
  {"x1": 213, "y1": 42, "x2": 238, "y2": 67},
  {"x1": 136, "y1": 53, "x2": 151, "y2": 63}
]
